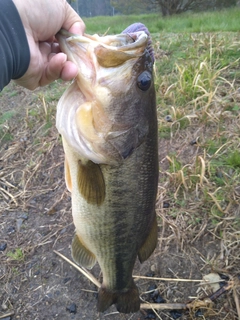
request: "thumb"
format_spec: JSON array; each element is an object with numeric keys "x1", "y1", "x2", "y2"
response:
[{"x1": 63, "y1": 2, "x2": 85, "y2": 35}]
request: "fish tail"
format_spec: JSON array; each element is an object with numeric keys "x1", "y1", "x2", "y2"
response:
[{"x1": 97, "y1": 280, "x2": 140, "y2": 313}]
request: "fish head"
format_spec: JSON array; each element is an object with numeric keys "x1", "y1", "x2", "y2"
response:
[{"x1": 56, "y1": 29, "x2": 155, "y2": 164}]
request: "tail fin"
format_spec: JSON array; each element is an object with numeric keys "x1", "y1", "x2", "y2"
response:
[{"x1": 97, "y1": 280, "x2": 140, "y2": 314}]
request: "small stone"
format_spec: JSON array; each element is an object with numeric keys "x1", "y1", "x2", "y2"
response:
[
  {"x1": 163, "y1": 202, "x2": 170, "y2": 208},
  {"x1": 219, "y1": 273, "x2": 229, "y2": 281},
  {"x1": 203, "y1": 273, "x2": 221, "y2": 292},
  {"x1": 7, "y1": 226, "x2": 15, "y2": 234},
  {"x1": 145, "y1": 310, "x2": 156, "y2": 319},
  {"x1": 63, "y1": 277, "x2": 71, "y2": 284},
  {"x1": 54, "y1": 290, "x2": 61, "y2": 297},
  {"x1": 66, "y1": 303, "x2": 77, "y2": 314},
  {"x1": 0, "y1": 243, "x2": 7, "y2": 251},
  {"x1": 1, "y1": 302, "x2": 8, "y2": 310},
  {"x1": 195, "y1": 309, "x2": 203, "y2": 317},
  {"x1": 190, "y1": 137, "x2": 200, "y2": 145},
  {"x1": 154, "y1": 294, "x2": 165, "y2": 303},
  {"x1": 16, "y1": 219, "x2": 24, "y2": 232},
  {"x1": 150, "y1": 264, "x2": 156, "y2": 273},
  {"x1": 145, "y1": 272, "x2": 155, "y2": 277},
  {"x1": 19, "y1": 213, "x2": 28, "y2": 220},
  {"x1": 169, "y1": 310, "x2": 182, "y2": 319},
  {"x1": 148, "y1": 284, "x2": 157, "y2": 297},
  {"x1": 45, "y1": 293, "x2": 53, "y2": 299},
  {"x1": 165, "y1": 115, "x2": 173, "y2": 122},
  {"x1": 34, "y1": 270, "x2": 40, "y2": 276},
  {"x1": 60, "y1": 228, "x2": 67, "y2": 234}
]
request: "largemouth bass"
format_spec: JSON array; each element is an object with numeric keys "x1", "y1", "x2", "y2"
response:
[{"x1": 56, "y1": 23, "x2": 159, "y2": 313}]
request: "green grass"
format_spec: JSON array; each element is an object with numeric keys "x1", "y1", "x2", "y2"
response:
[
  {"x1": 7, "y1": 248, "x2": 25, "y2": 261},
  {"x1": 0, "y1": 110, "x2": 16, "y2": 125},
  {"x1": 84, "y1": 7, "x2": 240, "y2": 34}
]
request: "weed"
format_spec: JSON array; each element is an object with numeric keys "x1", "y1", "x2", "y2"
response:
[
  {"x1": 226, "y1": 150, "x2": 240, "y2": 168},
  {"x1": 0, "y1": 110, "x2": 16, "y2": 125},
  {"x1": 7, "y1": 248, "x2": 25, "y2": 261}
]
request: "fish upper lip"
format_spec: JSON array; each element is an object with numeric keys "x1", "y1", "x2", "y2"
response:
[{"x1": 57, "y1": 29, "x2": 148, "y2": 55}]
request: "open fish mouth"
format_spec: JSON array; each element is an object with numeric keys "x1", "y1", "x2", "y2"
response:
[
  {"x1": 56, "y1": 27, "x2": 154, "y2": 165},
  {"x1": 56, "y1": 29, "x2": 150, "y2": 101},
  {"x1": 57, "y1": 29, "x2": 149, "y2": 65}
]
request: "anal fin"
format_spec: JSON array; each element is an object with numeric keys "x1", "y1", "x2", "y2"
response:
[
  {"x1": 72, "y1": 233, "x2": 96, "y2": 269},
  {"x1": 97, "y1": 279, "x2": 140, "y2": 313},
  {"x1": 138, "y1": 214, "x2": 158, "y2": 263},
  {"x1": 77, "y1": 160, "x2": 105, "y2": 206}
]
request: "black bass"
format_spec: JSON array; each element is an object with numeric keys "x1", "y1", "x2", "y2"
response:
[{"x1": 56, "y1": 23, "x2": 159, "y2": 313}]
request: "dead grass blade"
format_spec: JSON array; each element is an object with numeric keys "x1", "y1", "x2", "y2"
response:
[
  {"x1": 233, "y1": 286, "x2": 240, "y2": 320},
  {"x1": 0, "y1": 311, "x2": 15, "y2": 319},
  {"x1": 53, "y1": 250, "x2": 101, "y2": 288},
  {"x1": 133, "y1": 275, "x2": 203, "y2": 282},
  {"x1": 140, "y1": 302, "x2": 186, "y2": 310}
]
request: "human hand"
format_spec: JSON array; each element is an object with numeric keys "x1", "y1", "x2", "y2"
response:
[{"x1": 12, "y1": 0, "x2": 85, "y2": 90}]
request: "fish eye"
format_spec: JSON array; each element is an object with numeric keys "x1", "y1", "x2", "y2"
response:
[{"x1": 137, "y1": 71, "x2": 152, "y2": 91}]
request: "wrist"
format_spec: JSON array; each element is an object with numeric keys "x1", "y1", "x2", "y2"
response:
[{"x1": 0, "y1": 0, "x2": 30, "y2": 89}]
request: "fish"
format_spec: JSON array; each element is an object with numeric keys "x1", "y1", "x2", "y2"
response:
[{"x1": 56, "y1": 23, "x2": 159, "y2": 314}]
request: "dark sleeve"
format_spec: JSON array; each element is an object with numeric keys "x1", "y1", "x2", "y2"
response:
[{"x1": 0, "y1": 0, "x2": 30, "y2": 91}]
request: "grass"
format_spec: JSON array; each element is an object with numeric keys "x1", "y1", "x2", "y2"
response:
[
  {"x1": 7, "y1": 248, "x2": 25, "y2": 261},
  {"x1": 0, "y1": 9, "x2": 240, "y2": 320},
  {"x1": 84, "y1": 7, "x2": 240, "y2": 34}
]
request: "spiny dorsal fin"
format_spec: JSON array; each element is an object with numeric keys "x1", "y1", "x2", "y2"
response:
[
  {"x1": 138, "y1": 215, "x2": 158, "y2": 263},
  {"x1": 77, "y1": 160, "x2": 105, "y2": 206},
  {"x1": 72, "y1": 233, "x2": 96, "y2": 269}
]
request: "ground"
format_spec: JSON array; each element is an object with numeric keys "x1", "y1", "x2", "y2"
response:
[{"x1": 0, "y1": 32, "x2": 239, "y2": 320}]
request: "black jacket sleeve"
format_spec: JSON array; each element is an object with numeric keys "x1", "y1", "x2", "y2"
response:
[{"x1": 0, "y1": 0, "x2": 30, "y2": 91}]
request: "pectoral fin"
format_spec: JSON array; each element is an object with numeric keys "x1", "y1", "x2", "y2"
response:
[
  {"x1": 72, "y1": 233, "x2": 96, "y2": 269},
  {"x1": 138, "y1": 215, "x2": 158, "y2": 263},
  {"x1": 64, "y1": 156, "x2": 72, "y2": 192},
  {"x1": 78, "y1": 160, "x2": 105, "y2": 206}
]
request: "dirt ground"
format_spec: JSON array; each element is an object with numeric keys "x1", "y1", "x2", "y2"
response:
[{"x1": 0, "y1": 82, "x2": 239, "y2": 320}]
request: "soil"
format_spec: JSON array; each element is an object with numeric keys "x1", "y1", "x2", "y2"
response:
[{"x1": 0, "y1": 82, "x2": 238, "y2": 320}]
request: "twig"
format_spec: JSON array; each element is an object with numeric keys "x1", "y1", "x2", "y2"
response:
[
  {"x1": 54, "y1": 250, "x2": 238, "y2": 316},
  {"x1": 140, "y1": 303, "x2": 186, "y2": 310},
  {"x1": 208, "y1": 280, "x2": 234, "y2": 302},
  {"x1": 133, "y1": 275, "x2": 202, "y2": 282},
  {"x1": 233, "y1": 287, "x2": 240, "y2": 320},
  {"x1": 53, "y1": 250, "x2": 101, "y2": 288},
  {"x1": 0, "y1": 311, "x2": 15, "y2": 319}
]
